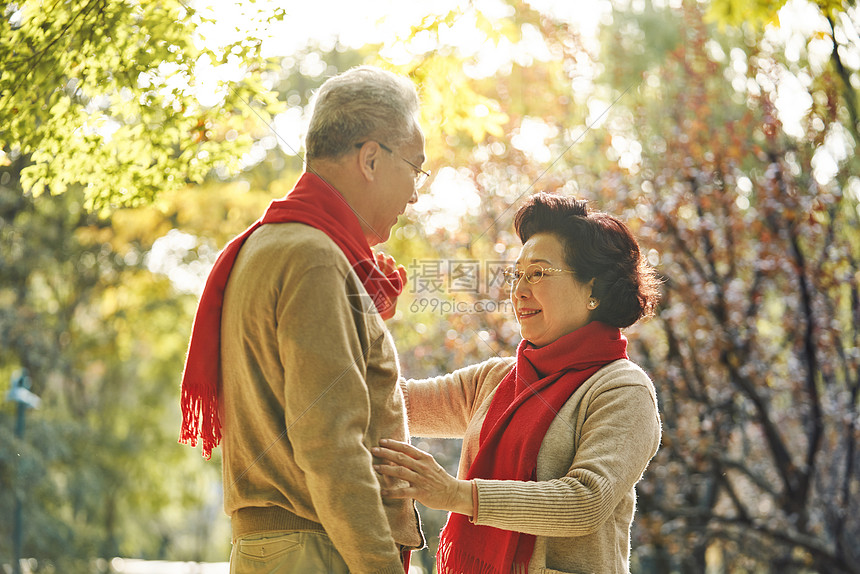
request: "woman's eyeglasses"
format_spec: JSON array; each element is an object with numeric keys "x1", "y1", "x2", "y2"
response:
[
  {"x1": 503, "y1": 263, "x2": 576, "y2": 285},
  {"x1": 354, "y1": 141, "x2": 430, "y2": 188}
]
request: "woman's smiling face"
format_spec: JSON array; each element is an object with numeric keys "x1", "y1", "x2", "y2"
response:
[{"x1": 510, "y1": 232, "x2": 595, "y2": 348}]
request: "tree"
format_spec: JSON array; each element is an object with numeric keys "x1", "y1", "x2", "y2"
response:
[
  {"x1": 0, "y1": 155, "x2": 225, "y2": 567},
  {"x1": 0, "y1": 0, "x2": 283, "y2": 210},
  {"x1": 707, "y1": 0, "x2": 859, "y2": 141},
  {"x1": 591, "y1": 1, "x2": 860, "y2": 571}
]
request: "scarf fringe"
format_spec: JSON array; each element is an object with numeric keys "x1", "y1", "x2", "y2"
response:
[
  {"x1": 179, "y1": 382, "x2": 221, "y2": 460},
  {"x1": 437, "y1": 537, "x2": 529, "y2": 574}
]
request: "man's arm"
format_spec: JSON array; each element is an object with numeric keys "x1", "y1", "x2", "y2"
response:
[{"x1": 278, "y1": 261, "x2": 404, "y2": 574}]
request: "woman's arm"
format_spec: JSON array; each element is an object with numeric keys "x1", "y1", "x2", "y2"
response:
[
  {"x1": 403, "y1": 357, "x2": 514, "y2": 438},
  {"x1": 472, "y1": 383, "x2": 661, "y2": 537},
  {"x1": 376, "y1": 380, "x2": 660, "y2": 537}
]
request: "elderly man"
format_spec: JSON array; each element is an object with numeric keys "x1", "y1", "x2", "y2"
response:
[{"x1": 180, "y1": 66, "x2": 428, "y2": 573}]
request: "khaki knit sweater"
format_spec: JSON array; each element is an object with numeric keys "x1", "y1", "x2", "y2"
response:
[
  {"x1": 403, "y1": 356, "x2": 661, "y2": 574},
  {"x1": 220, "y1": 223, "x2": 423, "y2": 574}
]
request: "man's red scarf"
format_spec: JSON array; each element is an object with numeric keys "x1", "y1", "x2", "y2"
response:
[
  {"x1": 179, "y1": 172, "x2": 403, "y2": 459},
  {"x1": 437, "y1": 321, "x2": 628, "y2": 574}
]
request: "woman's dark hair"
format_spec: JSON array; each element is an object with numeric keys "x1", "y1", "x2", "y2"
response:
[{"x1": 513, "y1": 192, "x2": 661, "y2": 328}]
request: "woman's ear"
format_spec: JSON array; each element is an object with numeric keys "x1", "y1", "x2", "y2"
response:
[{"x1": 586, "y1": 278, "x2": 598, "y2": 310}]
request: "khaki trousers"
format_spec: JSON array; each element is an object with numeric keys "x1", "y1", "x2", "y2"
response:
[{"x1": 229, "y1": 530, "x2": 350, "y2": 574}]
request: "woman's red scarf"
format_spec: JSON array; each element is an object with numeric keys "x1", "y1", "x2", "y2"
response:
[
  {"x1": 179, "y1": 172, "x2": 404, "y2": 459},
  {"x1": 437, "y1": 321, "x2": 628, "y2": 574}
]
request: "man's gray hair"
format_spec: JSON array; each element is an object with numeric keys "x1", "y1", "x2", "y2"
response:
[{"x1": 305, "y1": 66, "x2": 421, "y2": 161}]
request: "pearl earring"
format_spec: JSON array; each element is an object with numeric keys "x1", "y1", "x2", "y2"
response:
[{"x1": 588, "y1": 299, "x2": 597, "y2": 309}]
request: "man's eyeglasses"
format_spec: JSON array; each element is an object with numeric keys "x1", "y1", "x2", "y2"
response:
[
  {"x1": 355, "y1": 141, "x2": 430, "y2": 188},
  {"x1": 503, "y1": 263, "x2": 576, "y2": 285}
]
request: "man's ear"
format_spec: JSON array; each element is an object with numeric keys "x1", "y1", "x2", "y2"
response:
[{"x1": 356, "y1": 141, "x2": 382, "y2": 182}]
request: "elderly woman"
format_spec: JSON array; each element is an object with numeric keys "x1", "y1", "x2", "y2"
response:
[{"x1": 372, "y1": 192, "x2": 662, "y2": 574}]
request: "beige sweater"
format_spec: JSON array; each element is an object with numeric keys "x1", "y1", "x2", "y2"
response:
[
  {"x1": 220, "y1": 223, "x2": 423, "y2": 574},
  {"x1": 403, "y1": 356, "x2": 661, "y2": 574}
]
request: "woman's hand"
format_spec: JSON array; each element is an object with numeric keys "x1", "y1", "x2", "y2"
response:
[
  {"x1": 373, "y1": 250, "x2": 407, "y2": 321},
  {"x1": 372, "y1": 439, "x2": 474, "y2": 516},
  {"x1": 374, "y1": 250, "x2": 407, "y2": 284}
]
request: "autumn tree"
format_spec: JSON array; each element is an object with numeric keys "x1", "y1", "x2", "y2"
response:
[
  {"x1": 592, "y1": 2, "x2": 859, "y2": 572},
  {"x1": 0, "y1": 0, "x2": 283, "y2": 210},
  {"x1": 0, "y1": 157, "x2": 223, "y2": 567}
]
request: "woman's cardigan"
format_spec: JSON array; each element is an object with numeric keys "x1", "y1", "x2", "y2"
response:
[{"x1": 403, "y1": 356, "x2": 661, "y2": 574}]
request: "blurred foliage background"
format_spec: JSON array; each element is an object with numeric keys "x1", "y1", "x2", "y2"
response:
[{"x1": 1, "y1": 0, "x2": 858, "y2": 572}]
